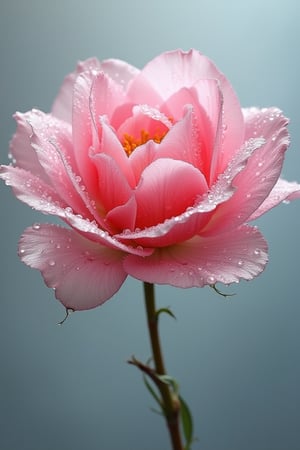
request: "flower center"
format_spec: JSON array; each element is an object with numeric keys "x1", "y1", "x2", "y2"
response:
[{"x1": 122, "y1": 129, "x2": 168, "y2": 156}]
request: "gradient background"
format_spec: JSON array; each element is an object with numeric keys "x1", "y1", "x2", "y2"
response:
[{"x1": 0, "y1": 1, "x2": 299, "y2": 449}]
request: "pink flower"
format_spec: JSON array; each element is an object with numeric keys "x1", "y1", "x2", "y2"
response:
[{"x1": 1, "y1": 49, "x2": 300, "y2": 310}]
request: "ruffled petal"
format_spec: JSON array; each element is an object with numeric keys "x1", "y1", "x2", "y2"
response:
[
  {"x1": 0, "y1": 165, "x2": 150, "y2": 256},
  {"x1": 203, "y1": 108, "x2": 290, "y2": 234},
  {"x1": 9, "y1": 111, "x2": 51, "y2": 183},
  {"x1": 248, "y1": 178, "x2": 300, "y2": 221},
  {"x1": 19, "y1": 224, "x2": 127, "y2": 310},
  {"x1": 0, "y1": 165, "x2": 67, "y2": 213},
  {"x1": 26, "y1": 111, "x2": 94, "y2": 218},
  {"x1": 124, "y1": 225, "x2": 268, "y2": 287},
  {"x1": 134, "y1": 158, "x2": 208, "y2": 229}
]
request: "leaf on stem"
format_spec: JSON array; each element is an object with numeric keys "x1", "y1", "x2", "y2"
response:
[
  {"x1": 179, "y1": 394, "x2": 194, "y2": 450},
  {"x1": 143, "y1": 375, "x2": 164, "y2": 413},
  {"x1": 155, "y1": 307, "x2": 176, "y2": 321}
]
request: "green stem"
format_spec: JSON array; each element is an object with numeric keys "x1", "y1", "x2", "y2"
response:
[{"x1": 143, "y1": 282, "x2": 183, "y2": 450}]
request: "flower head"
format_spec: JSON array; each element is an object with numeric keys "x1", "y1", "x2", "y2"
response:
[{"x1": 1, "y1": 50, "x2": 300, "y2": 310}]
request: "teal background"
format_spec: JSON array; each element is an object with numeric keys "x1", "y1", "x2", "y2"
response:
[{"x1": 0, "y1": 1, "x2": 299, "y2": 449}]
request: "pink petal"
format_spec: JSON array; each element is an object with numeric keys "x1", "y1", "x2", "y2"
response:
[
  {"x1": 134, "y1": 158, "x2": 208, "y2": 229},
  {"x1": 203, "y1": 109, "x2": 290, "y2": 234},
  {"x1": 52, "y1": 57, "x2": 101, "y2": 122},
  {"x1": 91, "y1": 153, "x2": 136, "y2": 231},
  {"x1": 117, "y1": 137, "x2": 264, "y2": 247},
  {"x1": 130, "y1": 49, "x2": 244, "y2": 158},
  {"x1": 124, "y1": 225, "x2": 268, "y2": 287},
  {"x1": 9, "y1": 111, "x2": 51, "y2": 183},
  {"x1": 129, "y1": 140, "x2": 159, "y2": 185},
  {"x1": 72, "y1": 72, "x2": 99, "y2": 197},
  {"x1": 98, "y1": 58, "x2": 140, "y2": 89},
  {"x1": 0, "y1": 165, "x2": 150, "y2": 256},
  {"x1": 19, "y1": 224, "x2": 127, "y2": 310},
  {"x1": 51, "y1": 71, "x2": 77, "y2": 123},
  {"x1": 126, "y1": 73, "x2": 163, "y2": 107},
  {"x1": 97, "y1": 118, "x2": 135, "y2": 187},
  {"x1": 161, "y1": 81, "x2": 223, "y2": 181},
  {"x1": 0, "y1": 165, "x2": 67, "y2": 213},
  {"x1": 154, "y1": 104, "x2": 213, "y2": 176},
  {"x1": 26, "y1": 112, "x2": 94, "y2": 218},
  {"x1": 248, "y1": 178, "x2": 300, "y2": 221},
  {"x1": 89, "y1": 71, "x2": 126, "y2": 127},
  {"x1": 106, "y1": 195, "x2": 137, "y2": 232},
  {"x1": 63, "y1": 211, "x2": 153, "y2": 256}
]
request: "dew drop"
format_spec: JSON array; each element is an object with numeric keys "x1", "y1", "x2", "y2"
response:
[
  {"x1": 237, "y1": 260, "x2": 244, "y2": 267},
  {"x1": 254, "y1": 249, "x2": 260, "y2": 256},
  {"x1": 207, "y1": 275, "x2": 215, "y2": 284},
  {"x1": 19, "y1": 248, "x2": 25, "y2": 254},
  {"x1": 48, "y1": 260, "x2": 56, "y2": 267},
  {"x1": 32, "y1": 223, "x2": 41, "y2": 230}
]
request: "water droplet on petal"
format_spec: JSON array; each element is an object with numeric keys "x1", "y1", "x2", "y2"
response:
[
  {"x1": 207, "y1": 275, "x2": 215, "y2": 284},
  {"x1": 48, "y1": 260, "x2": 56, "y2": 267},
  {"x1": 237, "y1": 260, "x2": 244, "y2": 266},
  {"x1": 32, "y1": 223, "x2": 41, "y2": 230}
]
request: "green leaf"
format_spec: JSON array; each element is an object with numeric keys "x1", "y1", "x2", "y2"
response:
[
  {"x1": 179, "y1": 395, "x2": 194, "y2": 450},
  {"x1": 143, "y1": 375, "x2": 163, "y2": 412},
  {"x1": 156, "y1": 307, "x2": 176, "y2": 320}
]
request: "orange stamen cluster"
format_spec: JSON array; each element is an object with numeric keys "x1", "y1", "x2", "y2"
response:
[{"x1": 122, "y1": 129, "x2": 168, "y2": 156}]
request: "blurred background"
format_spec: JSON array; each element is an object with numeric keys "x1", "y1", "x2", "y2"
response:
[{"x1": 0, "y1": 1, "x2": 299, "y2": 449}]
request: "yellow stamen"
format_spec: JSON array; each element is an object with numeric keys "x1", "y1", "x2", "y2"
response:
[{"x1": 122, "y1": 128, "x2": 168, "y2": 156}]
